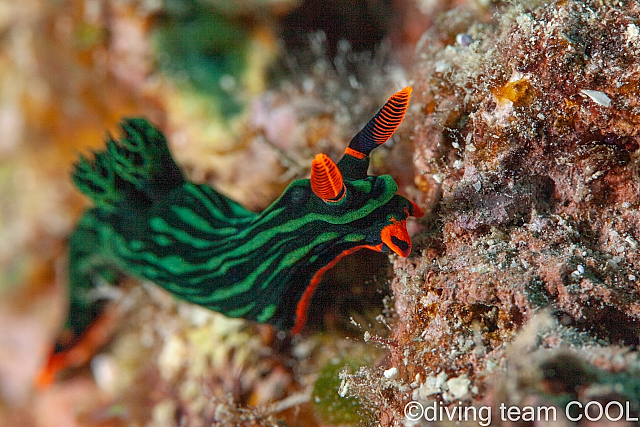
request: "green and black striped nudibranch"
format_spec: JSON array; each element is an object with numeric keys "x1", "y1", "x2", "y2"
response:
[{"x1": 38, "y1": 87, "x2": 422, "y2": 385}]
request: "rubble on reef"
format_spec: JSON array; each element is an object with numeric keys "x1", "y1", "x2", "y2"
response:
[{"x1": 338, "y1": 0, "x2": 640, "y2": 424}]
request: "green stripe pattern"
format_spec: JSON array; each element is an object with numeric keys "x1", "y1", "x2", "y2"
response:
[{"x1": 62, "y1": 117, "x2": 418, "y2": 350}]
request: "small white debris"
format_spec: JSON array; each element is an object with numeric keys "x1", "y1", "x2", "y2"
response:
[
  {"x1": 445, "y1": 375, "x2": 471, "y2": 400},
  {"x1": 456, "y1": 33, "x2": 473, "y2": 47},
  {"x1": 412, "y1": 373, "x2": 421, "y2": 387},
  {"x1": 472, "y1": 180, "x2": 482, "y2": 191},
  {"x1": 178, "y1": 304, "x2": 212, "y2": 326},
  {"x1": 338, "y1": 378, "x2": 349, "y2": 397},
  {"x1": 629, "y1": 275, "x2": 636, "y2": 281},
  {"x1": 625, "y1": 236, "x2": 638, "y2": 249},
  {"x1": 302, "y1": 77, "x2": 315, "y2": 93},
  {"x1": 413, "y1": 371, "x2": 448, "y2": 400},
  {"x1": 625, "y1": 23, "x2": 639, "y2": 45},
  {"x1": 580, "y1": 89, "x2": 611, "y2": 107},
  {"x1": 577, "y1": 265, "x2": 585, "y2": 274},
  {"x1": 384, "y1": 367, "x2": 399, "y2": 380}
]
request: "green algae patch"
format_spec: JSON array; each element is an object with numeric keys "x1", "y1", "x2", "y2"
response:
[
  {"x1": 312, "y1": 355, "x2": 376, "y2": 426},
  {"x1": 151, "y1": 4, "x2": 250, "y2": 118}
]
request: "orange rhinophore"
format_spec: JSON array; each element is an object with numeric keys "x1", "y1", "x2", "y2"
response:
[
  {"x1": 371, "y1": 86, "x2": 412, "y2": 143},
  {"x1": 310, "y1": 154, "x2": 346, "y2": 202},
  {"x1": 346, "y1": 86, "x2": 412, "y2": 156}
]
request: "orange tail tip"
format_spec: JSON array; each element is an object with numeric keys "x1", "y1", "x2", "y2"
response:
[
  {"x1": 35, "y1": 305, "x2": 122, "y2": 388},
  {"x1": 35, "y1": 348, "x2": 88, "y2": 389},
  {"x1": 35, "y1": 350, "x2": 64, "y2": 389},
  {"x1": 310, "y1": 154, "x2": 346, "y2": 202}
]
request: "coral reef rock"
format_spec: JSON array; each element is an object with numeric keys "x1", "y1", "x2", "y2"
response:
[{"x1": 342, "y1": 0, "x2": 640, "y2": 425}]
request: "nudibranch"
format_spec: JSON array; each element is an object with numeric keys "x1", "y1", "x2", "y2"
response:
[{"x1": 38, "y1": 87, "x2": 422, "y2": 385}]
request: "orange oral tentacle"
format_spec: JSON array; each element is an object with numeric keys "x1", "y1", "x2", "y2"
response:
[{"x1": 381, "y1": 219, "x2": 412, "y2": 257}]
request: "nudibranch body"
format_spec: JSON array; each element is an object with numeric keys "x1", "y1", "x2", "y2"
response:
[{"x1": 39, "y1": 87, "x2": 421, "y2": 385}]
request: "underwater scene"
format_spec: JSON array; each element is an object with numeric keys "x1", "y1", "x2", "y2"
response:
[{"x1": 0, "y1": 0, "x2": 639, "y2": 426}]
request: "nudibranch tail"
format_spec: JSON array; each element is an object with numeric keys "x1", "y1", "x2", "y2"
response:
[
  {"x1": 346, "y1": 86, "x2": 412, "y2": 157},
  {"x1": 310, "y1": 154, "x2": 346, "y2": 202},
  {"x1": 36, "y1": 301, "x2": 122, "y2": 388}
]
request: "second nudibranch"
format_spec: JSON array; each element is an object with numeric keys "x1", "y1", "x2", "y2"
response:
[{"x1": 39, "y1": 87, "x2": 422, "y2": 386}]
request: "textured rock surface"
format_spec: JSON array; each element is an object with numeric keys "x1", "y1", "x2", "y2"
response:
[
  {"x1": 342, "y1": 0, "x2": 640, "y2": 424},
  {"x1": 0, "y1": 1, "x2": 420, "y2": 426}
]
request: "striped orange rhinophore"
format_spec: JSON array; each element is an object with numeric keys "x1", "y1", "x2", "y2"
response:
[
  {"x1": 370, "y1": 86, "x2": 412, "y2": 144},
  {"x1": 310, "y1": 154, "x2": 345, "y2": 202},
  {"x1": 346, "y1": 86, "x2": 412, "y2": 156}
]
